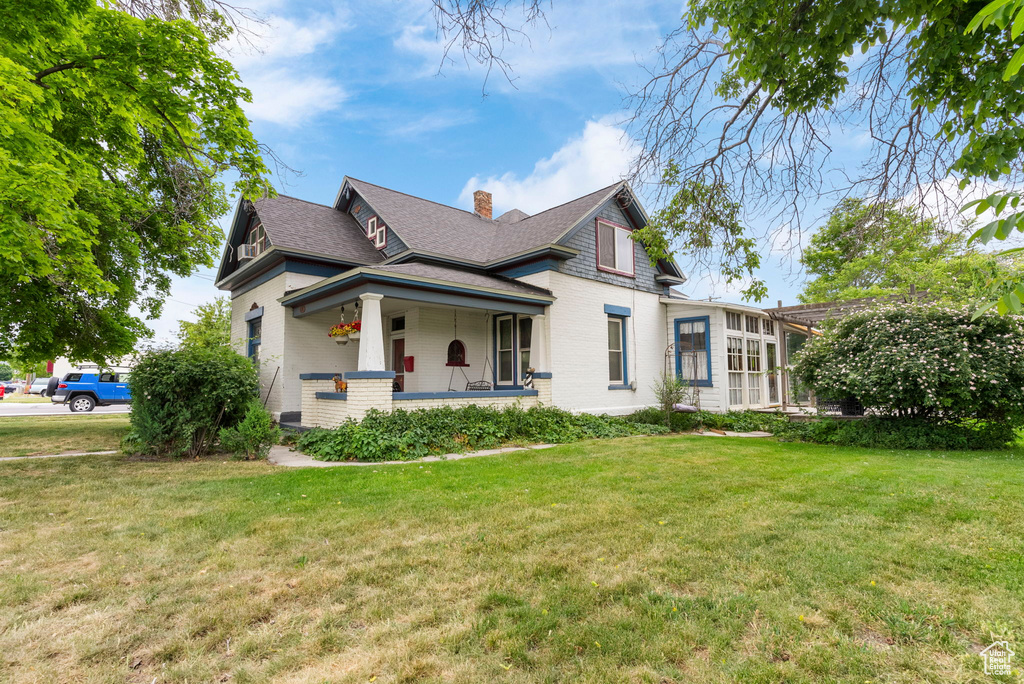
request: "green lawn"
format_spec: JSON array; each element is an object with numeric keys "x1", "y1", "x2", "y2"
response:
[
  {"x1": 0, "y1": 437, "x2": 1021, "y2": 683},
  {"x1": 0, "y1": 414, "x2": 130, "y2": 458}
]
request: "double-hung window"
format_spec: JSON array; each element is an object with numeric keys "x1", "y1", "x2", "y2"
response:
[
  {"x1": 727, "y1": 336, "x2": 744, "y2": 405},
  {"x1": 366, "y1": 216, "x2": 387, "y2": 250},
  {"x1": 746, "y1": 339, "x2": 762, "y2": 405},
  {"x1": 247, "y1": 223, "x2": 268, "y2": 256},
  {"x1": 608, "y1": 316, "x2": 627, "y2": 385},
  {"x1": 496, "y1": 315, "x2": 515, "y2": 385},
  {"x1": 675, "y1": 317, "x2": 710, "y2": 386},
  {"x1": 596, "y1": 219, "x2": 635, "y2": 276},
  {"x1": 518, "y1": 317, "x2": 533, "y2": 380},
  {"x1": 248, "y1": 318, "x2": 262, "y2": 364}
]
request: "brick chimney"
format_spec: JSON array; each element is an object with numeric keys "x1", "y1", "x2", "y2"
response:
[{"x1": 473, "y1": 190, "x2": 492, "y2": 220}]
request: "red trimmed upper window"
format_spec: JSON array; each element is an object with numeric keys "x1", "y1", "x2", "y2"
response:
[
  {"x1": 366, "y1": 216, "x2": 387, "y2": 250},
  {"x1": 596, "y1": 218, "x2": 634, "y2": 277}
]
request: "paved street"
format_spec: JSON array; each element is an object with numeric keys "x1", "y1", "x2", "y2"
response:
[{"x1": 0, "y1": 401, "x2": 130, "y2": 417}]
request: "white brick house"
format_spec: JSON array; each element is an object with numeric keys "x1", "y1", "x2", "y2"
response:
[{"x1": 215, "y1": 178, "x2": 812, "y2": 427}]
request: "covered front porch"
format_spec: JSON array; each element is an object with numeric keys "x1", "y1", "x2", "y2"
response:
[{"x1": 281, "y1": 264, "x2": 555, "y2": 428}]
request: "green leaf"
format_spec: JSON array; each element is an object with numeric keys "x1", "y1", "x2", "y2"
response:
[{"x1": 1004, "y1": 43, "x2": 1024, "y2": 79}]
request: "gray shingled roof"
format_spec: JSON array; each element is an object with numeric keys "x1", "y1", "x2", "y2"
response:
[
  {"x1": 488, "y1": 183, "x2": 622, "y2": 258},
  {"x1": 254, "y1": 194, "x2": 384, "y2": 264},
  {"x1": 495, "y1": 208, "x2": 530, "y2": 224},
  {"x1": 347, "y1": 178, "x2": 623, "y2": 262},
  {"x1": 370, "y1": 263, "x2": 552, "y2": 296}
]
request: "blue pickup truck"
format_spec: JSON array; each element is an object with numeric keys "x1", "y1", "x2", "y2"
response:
[{"x1": 50, "y1": 372, "x2": 131, "y2": 412}]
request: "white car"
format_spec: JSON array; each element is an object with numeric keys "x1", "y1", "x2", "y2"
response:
[{"x1": 27, "y1": 378, "x2": 53, "y2": 396}]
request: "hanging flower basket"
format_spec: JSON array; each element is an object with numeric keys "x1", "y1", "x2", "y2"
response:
[{"x1": 328, "y1": 320, "x2": 361, "y2": 345}]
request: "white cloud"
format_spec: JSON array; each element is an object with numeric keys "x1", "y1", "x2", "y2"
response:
[
  {"x1": 240, "y1": 69, "x2": 347, "y2": 127},
  {"x1": 459, "y1": 117, "x2": 640, "y2": 214},
  {"x1": 219, "y1": 7, "x2": 350, "y2": 126},
  {"x1": 224, "y1": 10, "x2": 350, "y2": 69}
]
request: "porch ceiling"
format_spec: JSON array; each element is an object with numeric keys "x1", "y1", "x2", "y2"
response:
[{"x1": 281, "y1": 264, "x2": 555, "y2": 318}]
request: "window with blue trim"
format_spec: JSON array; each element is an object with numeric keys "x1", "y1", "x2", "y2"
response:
[
  {"x1": 675, "y1": 316, "x2": 711, "y2": 386},
  {"x1": 248, "y1": 317, "x2": 262, "y2": 364},
  {"x1": 607, "y1": 315, "x2": 627, "y2": 384}
]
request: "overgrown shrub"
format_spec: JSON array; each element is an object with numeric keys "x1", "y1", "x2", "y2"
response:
[
  {"x1": 219, "y1": 401, "x2": 281, "y2": 460},
  {"x1": 296, "y1": 405, "x2": 667, "y2": 462},
  {"x1": 774, "y1": 417, "x2": 1014, "y2": 451},
  {"x1": 127, "y1": 346, "x2": 259, "y2": 458},
  {"x1": 793, "y1": 303, "x2": 1024, "y2": 424}
]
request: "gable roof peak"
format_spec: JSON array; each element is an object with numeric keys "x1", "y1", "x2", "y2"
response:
[{"x1": 495, "y1": 208, "x2": 530, "y2": 224}]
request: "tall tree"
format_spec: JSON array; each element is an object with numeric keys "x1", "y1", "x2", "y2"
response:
[
  {"x1": 0, "y1": 0, "x2": 271, "y2": 364},
  {"x1": 427, "y1": 2, "x2": 1024, "y2": 301},
  {"x1": 799, "y1": 199, "x2": 1023, "y2": 304},
  {"x1": 177, "y1": 297, "x2": 231, "y2": 349}
]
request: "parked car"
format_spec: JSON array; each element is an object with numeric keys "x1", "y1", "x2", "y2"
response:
[
  {"x1": 1, "y1": 380, "x2": 21, "y2": 393},
  {"x1": 50, "y1": 372, "x2": 131, "y2": 412},
  {"x1": 28, "y1": 378, "x2": 54, "y2": 396}
]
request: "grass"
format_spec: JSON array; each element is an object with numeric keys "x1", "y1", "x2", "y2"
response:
[
  {"x1": 0, "y1": 414, "x2": 129, "y2": 458},
  {"x1": 0, "y1": 436, "x2": 1021, "y2": 683},
  {"x1": 1, "y1": 394, "x2": 51, "y2": 403}
]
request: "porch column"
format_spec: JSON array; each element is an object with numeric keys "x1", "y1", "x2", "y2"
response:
[
  {"x1": 530, "y1": 312, "x2": 553, "y2": 406},
  {"x1": 357, "y1": 293, "x2": 385, "y2": 371}
]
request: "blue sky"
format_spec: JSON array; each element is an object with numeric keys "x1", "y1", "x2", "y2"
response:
[{"x1": 148, "y1": 0, "x2": 966, "y2": 341}]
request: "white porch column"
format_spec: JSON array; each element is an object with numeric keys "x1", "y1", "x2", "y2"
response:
[
  {"x1": 531, "y1": 313, "x2": 549, "y2": 372},
  {"x1": 357, "y1": 293, "x2": 385, "y2": 371}
]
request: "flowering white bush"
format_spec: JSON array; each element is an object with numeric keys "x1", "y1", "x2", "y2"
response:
[{"x1": 792, "y1": 303, "x2": 1024, "y2": 423}]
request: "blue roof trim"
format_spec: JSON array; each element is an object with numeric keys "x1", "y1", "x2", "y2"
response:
[
  {"x1": 230, "y1": 259, "x2": 346, "y2": 297},
  {"x1": 393, "y1": 389, "x2": 538, "y2": 400},
  {"x1": 345, "y1": 370, "x2": 396, "y2": 379},
  {"x1": 604, "y1": 304, "x2": 631, "y2": 317},
  {"x1": 283, "y1": 270, "x2": 553, "y2": 309},
  {"x1": 299, "y1": 373, "x2": 343, "y2": 380},
  {"x1": 314, "y1": 392, "x2": 348, "y2": 400},
  {"x1": 493, "y1": 259, "x2": 561, "y2": 279}
]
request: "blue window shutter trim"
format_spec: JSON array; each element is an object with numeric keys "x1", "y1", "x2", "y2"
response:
[
  {"x1": 244, "y1": 307, "x2": 264, "y2": 322},
  {"x1": 673, "y1": 316, "x2": 713, "y2": 387},
  {"x1": 604, "y1": 304, "x2": 631, "y2": 317}
]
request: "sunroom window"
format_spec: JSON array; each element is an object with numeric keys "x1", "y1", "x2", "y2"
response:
[{"x1": 596, "y1": 219, "x2": 635, "y2": 276}]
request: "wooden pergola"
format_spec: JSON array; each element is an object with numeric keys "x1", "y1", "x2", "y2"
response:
[{"x1": 762, "y1": 288, "x2": 927, "y2": 327}]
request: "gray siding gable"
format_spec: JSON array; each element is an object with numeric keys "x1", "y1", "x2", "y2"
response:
[
  {"x1": 349, "y1": 193, "x2": 408, "y2": 259},
  {"x1": 556, "y1": 198, "x2": 662, "y2": 294}
]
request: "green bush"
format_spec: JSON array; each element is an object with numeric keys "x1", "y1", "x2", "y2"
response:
[
  {"x1": 793, "y1": 303, "x2": 1024, "y2": 424},
  {"x1": 296, "y1": 405, "x2": 668, "y2": 462},
  {"x1": 775, "y1": 417, "x2": 1014, "y2": 451},
  {"x1": 219, "y1": 401, "x2": 281, "y2": 460},
  {"x1": 127, "y1": 346, "x2": 259, "y2": 458},
  {"x1": 626, "y1": 408, "x2": 790, "y2": 434}
]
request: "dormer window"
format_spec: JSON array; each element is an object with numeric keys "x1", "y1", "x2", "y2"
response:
[
  {"x1": 596, "y1": 218, "x2": 634, "y2": 277},
  {"x1": 366, "y1": 216, "x2": 387, "y2": 250}
]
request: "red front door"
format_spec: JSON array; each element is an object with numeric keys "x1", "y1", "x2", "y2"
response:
[{"x1": 392, "y1": 338, "x2": 405, "y2": 391}]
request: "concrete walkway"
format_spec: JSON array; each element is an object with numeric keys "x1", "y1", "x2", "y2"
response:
[
  {"x1": 268, "y1": 443, "x2": 557, "y2": 468},
  {"x1": 0, "y1": 450, "x2": 118, "y2": 463}
]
